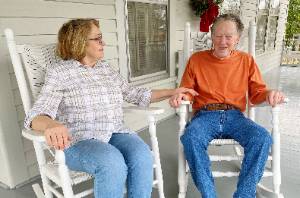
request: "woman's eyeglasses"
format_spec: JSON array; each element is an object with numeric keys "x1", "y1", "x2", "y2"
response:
[{"x1": 88, "y1": 35, "x2": 104, "y2": 44}]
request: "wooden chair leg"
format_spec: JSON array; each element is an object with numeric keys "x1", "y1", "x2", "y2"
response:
[
  {"x1": 148, "y1": 115, "x2": 165, "y2": 198},
  {"x1": 32, "y1": 183, "x2": 46, "y2": 198},
  {"x1": 56, "y1": 150, "x2": 75, "y2": 198},
  {"x1": 178, "y1": 104, "x2": 189, "y2": 198},
  {"x1": 33, "y1": 142, "x2": 53, "y2": 198},
  {"x1": 271, "y1": 106, "x2": 283, "y2": 197},
  {"x1": 178, "y1": 150, "x2": 188, "y2": 198},
  {"x1": 257, "y1": 106, "x2": 284, "y2": 198}
]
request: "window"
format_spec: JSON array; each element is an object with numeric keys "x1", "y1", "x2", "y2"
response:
[
  {"x1": 266, "y1": 15, "x2": 278, "y2": 50},
  {"x1": 266, "y1": 0, "x2": 280, "y2": 50},
  {"x1": 219, "y1": 0, "x2": 241, "y2": 16},
  {"x1": 256, "y1": 0, "x2": 269, "y2": 54},
  {"x1": 256, "y1": 0, "x2": 279, "y2": 54},
  {"x1": 126, "y1": 0, "x2": 168, "y2": 81}
]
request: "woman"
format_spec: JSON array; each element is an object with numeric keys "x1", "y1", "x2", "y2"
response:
[{"x1": 24, "y1": 19, "x2": 197, "y2": 198}]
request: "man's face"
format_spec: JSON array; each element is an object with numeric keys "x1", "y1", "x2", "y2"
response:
[{"x1": 211, "y1": 20, "x2": 240, "y2": 59}]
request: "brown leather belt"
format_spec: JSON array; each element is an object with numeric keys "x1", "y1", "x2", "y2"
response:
[{"x1": 200, "y1": 103, "x2": 238, "y2": 111}]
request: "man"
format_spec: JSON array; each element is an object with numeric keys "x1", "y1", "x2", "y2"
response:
[{"x1": 169, "y1": 14, "x2": 285, "y2": 198}]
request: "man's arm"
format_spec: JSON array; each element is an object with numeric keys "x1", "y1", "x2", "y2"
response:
[{"x1": 248, "y1": 57, "x2": 285, "y2": 106}]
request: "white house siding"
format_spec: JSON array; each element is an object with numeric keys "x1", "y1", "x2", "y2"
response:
[
  {"x1": 175, "y1": 0, "x2": 289, "y2": 74},
  {"x1": 0, "y1": 0, "x2": 176, "y2": 187}
]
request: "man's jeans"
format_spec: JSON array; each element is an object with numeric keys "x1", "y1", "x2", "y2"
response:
[
  {"x1": 181, "y1": 110, "x2": 272, "y2": 198},
  {"x1": 64, "y1": 133, "x2": 153, "y2": 198}
]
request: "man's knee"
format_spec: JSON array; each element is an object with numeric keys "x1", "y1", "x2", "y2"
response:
[
  {"x1": 181, "y1": 125, "x2": 210, "y2": 149},
  {"x1": 247, "y1": 127, "x2": 273, "y2": 149},
  {"x1": 257, "y1": 128, "x2": 272, "y2": 145}
]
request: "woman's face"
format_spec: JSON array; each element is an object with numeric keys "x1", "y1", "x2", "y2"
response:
[
  {"x1": 211, "y1": 20, "x2": 240, "y2": 59},
  {"x1": 85, "y1": 24, "x2": 105, "y2": 61}
]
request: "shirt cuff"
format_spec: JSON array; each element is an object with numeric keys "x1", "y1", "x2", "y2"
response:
[
  {"x1": 138, "y1": 88, "x2": 152, "y2": 107},
  {"x1": 24, "y1": 111, "x2": 55, "y2": 130}
]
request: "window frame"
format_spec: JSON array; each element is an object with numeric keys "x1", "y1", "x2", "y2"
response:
[{"x1": 124, "y1": 0, "x2": 169, "y2": 84}]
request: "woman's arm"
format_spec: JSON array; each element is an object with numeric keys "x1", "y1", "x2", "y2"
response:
[
  {"x1": 31, "y1": 115, "x2": 71, "y2": 150},
  {"x1": 24, "y1": 68, "x2": 70, "y2": 150},
  {"x1": 108, "y1": 65, "x2": 197, "y2": 105},
  {"x1": 150, "y1": 87, "x2": 198, "y2": 103},
  {"x1": 31, "y1": 115, "x2": 61, "y2": 131}
]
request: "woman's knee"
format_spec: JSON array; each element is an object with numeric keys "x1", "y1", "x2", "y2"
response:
[
  {"x1": 90, "y1": 147, "x2": 128, "y2": 180},
  {"x1": 93, "y1": 151, "x2": 127, "y2": 197}
]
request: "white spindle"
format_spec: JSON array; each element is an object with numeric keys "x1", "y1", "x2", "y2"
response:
[
  {"x1": 33, "y1": 142, "x2": 53, "y2": 198},
  {"x1": 271, "y1": 106, "x2": 281, "y2": 194},
  {"x1": 55, "y1": 150, "x2": 74, "y2": 198},
  {"x1": 4, "y1": 28, "x2": 32, "y2": 113},
  {"x1": 178, "y1": 103, "x2": 189, "y2": 198},
  {"x1": 148, "y1": 115, "x2": 165, "y2": 198},
  {"x1": 248, "y1": 20, "x2": 256, "y2": 58},
  {"x1": 248, "y1": 21, "x2": 257, "y2": 120},
  {"x1": 183, "y1": 22, "x2": 191, "y2": 65}
]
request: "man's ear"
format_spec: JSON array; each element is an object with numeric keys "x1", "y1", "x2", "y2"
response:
[
  {"x1": 235, "y1": 35, "x2": 241, "y2": 47},
  {"x1": 236, "y1": 34, "x2": 241, "y2": 43}
]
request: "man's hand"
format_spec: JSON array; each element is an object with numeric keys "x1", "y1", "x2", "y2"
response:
[
  {"x1": 169, "y1": 93, "x2": 191, "y2": 108},
  {"x1": 266, "y1": 90, "x2": 285, "y2": 107},
  {"x1": 44, "y1": 122, "x2": 71, "y2": 150},
  {"x1": 169, "y1": 87, "x2": 198, "y2": 108}
]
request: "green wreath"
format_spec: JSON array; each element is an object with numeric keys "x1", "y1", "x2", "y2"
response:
[{"x1": 190, "y1": 0, "x2": 223, "y2": 16}]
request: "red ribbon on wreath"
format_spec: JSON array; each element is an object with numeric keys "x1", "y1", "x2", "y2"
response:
[{"x1": 200, "y1": 0, "x2": 219, "y2": 32}]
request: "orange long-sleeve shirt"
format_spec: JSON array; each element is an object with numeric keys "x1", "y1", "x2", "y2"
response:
[{"x1": 180, "y1": 50, "x2": 268, "y2": 112}]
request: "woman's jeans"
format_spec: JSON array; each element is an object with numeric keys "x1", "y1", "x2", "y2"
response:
[
  {"x1": 181, "y1": 110, "x2": 272, "y2": 198},
  {"x1": 64, "y1": 133, "x2": 153, "y2": 198}
]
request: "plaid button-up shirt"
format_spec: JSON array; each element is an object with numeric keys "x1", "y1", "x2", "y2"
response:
[{"x1": 24, "y1": 60, "x2": 151, "y2": 145}]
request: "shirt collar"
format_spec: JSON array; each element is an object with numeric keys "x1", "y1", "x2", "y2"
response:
[
  {"x1": 69, "y1": 59, "x2": 105, "y2": 68},
  {"x1": 210, "y1": 49, "x2": 238, "y2": 60}
]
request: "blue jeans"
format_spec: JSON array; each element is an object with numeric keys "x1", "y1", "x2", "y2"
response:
[
  {"x1": 181, "y1": 110, "x2": 272, "y2": 198},
  {"x1": 64, "y1": 133, "x2": 153, "y2": 198}
]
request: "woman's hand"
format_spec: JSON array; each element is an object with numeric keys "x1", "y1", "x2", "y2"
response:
[
  {"x1": 174, "y1": 87, "x2": 199, "y2": 96},
  {"x1": 150, "y1": 87, "x2": 198, "y2": 103},
  {"x1": 266, "y1": 90, "x2": 285, "y2": 107},
  {"x1": 44, "y1": 122, "x2": 71, "y2": 150}
]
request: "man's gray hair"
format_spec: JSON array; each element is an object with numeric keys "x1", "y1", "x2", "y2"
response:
[{"x1": 211, "y1": 14, "x2": 244, "y2": 36}]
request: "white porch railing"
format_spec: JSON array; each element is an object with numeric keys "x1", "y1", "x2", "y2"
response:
[{"x1": 281, "y1": 51, "x2": 300, "y2": 66}]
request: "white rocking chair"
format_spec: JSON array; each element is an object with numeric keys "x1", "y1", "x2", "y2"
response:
[
  {"x1": 177, "y1": 21, "x2": 286, "y2": 198},
  {"x1": 5, "y1": 28, "x2": 165, "y2": 198}
]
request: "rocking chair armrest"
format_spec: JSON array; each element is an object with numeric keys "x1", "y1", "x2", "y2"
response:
[
  {"x1": 22, "y1": 106, "x2": 166, "y2": 142},
  {"x1": 178, "y1": 100, "x2": 192, "y2": 112},
  {"x1": 180, "y1": 100, "x2": 192, "y2": 106},
  {"x1": 22, "y1": 129, "x2": 46, "y2": 143},
  {"x1": 178, "y1": 98, "x2": 289, "y2": 109},
  {"x1": 251, "y1": 98, "x2": 289, "y2": 108},
  {"x1": 123, "y1": 106, "x2": 165, "y2": 116}
]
